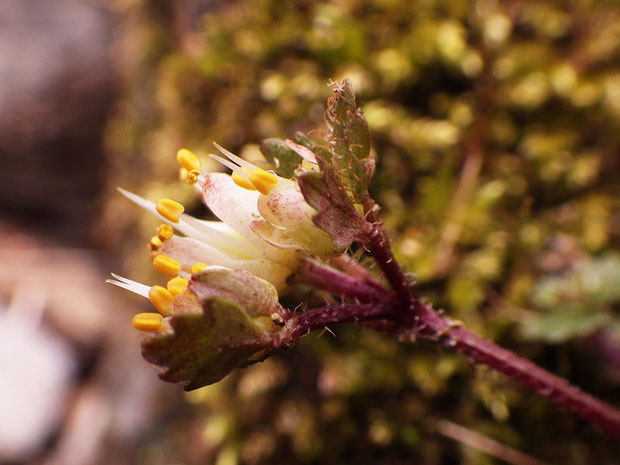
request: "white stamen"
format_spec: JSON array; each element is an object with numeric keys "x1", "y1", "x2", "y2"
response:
[
  {"x1": 106, "y1": 273, "x2": 151, "y2": 298},
  {"x1": 213, "y1": 142, "x2": 258, "y2": 171},
  {"x1": 117, "y1": 187, "x2": 155, "y2": 213},
  {"x1": 179, "y1": 214, "x2": 259, "y2": 259},
  {"x1": 208, "y1": 154, "x2": 249, "y2": 178},
  {"x1": 117, "y1": 187, "x2": 261, "y2": 260}
]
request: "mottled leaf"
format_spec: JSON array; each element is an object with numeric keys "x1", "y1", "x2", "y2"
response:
[
  {"x1": 142, "y1": 296, "x2": 274, "y2": 390},
  {"x1": 314, "y1": 79, "x2": 374, "y2": 202},
  {"x1": 189, "y1": 267, "x2": 286, "y2": 319}
]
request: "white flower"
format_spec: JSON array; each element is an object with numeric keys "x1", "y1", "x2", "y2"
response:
[
  {"x1": 116, "y1": 143, "x2": 334, "y2": 292},
  {"x1": 109, "y1": 143, "x2": 336, "y2": 332}
]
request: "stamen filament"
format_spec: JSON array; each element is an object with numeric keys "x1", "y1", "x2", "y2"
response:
[
  {"x1": 208, "y1": 154, "x2": 245, "y2": 173},
  {"x1": 179, "y1": 214, "x2": 257, "y2": 259},
  {"x1": 117, "y1": 188, "x2": 257, "y2": 259},
  {"x1": 213, "y1": 142, "x2": 257, "y2": 171},
  {"x1": 106, "y1": 273, "x2": 151, "y2": 298}
]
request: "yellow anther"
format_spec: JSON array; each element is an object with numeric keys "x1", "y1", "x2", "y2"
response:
[
  {"x1": 232, "y1": 171, "x2": 256, "y2": 191},
  {"x1": 148, "y1": 235, "x2": 162, "y2": 251},
  {"x1": 157, "y1": 224, "x2": 174, "y2": 242},
  {"x1": 149, "y1": 285, "x2": 174, "y2": 315},
  {"x1": 186, "y1": 169, "x2": 200, "y2": 185},
  {"x1": 191, "y1": 262, "x2": 209, "y2": 274},
  {"x1": 153, "y1": 254, "x2": 181, "y2": 277},
  {"x1": 177, "y1": 148, "x2": 201, "y2": 172},
  {"x1": 156, "y1": 198, "x2": 184, "y2": 223},
  {"x1": 249, "y1": 168, "x2": 279, "y2": 195},
  {"x1": 132, "y1": 312, "x2": 163, "y2": 332},
  {"x1": 167, "y1": 277, "x2": 188, "y2": 296}
]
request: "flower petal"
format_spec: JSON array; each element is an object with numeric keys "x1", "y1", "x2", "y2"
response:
[
  {"x1": 118, "y1": 187, "x2": 261, "y2": 259},
  {"x1": 160, "y1": 237, "x2": 292, "y2": 292},
  {"x1": 250, "y1": 220, "x2": 335, "y2": 256},
  {"x1": 255, "y1": 182, "x2": 335, "y2": 255},
  {"x1": 202, "y1": 173, "x2": 298, "y2": 266}
]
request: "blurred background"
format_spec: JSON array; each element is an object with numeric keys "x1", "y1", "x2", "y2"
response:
[{"x1": 0, "y1": 0, "x2": 619, "y2": 464}]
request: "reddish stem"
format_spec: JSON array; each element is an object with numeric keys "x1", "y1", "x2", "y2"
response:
[
  {"x1": 363, "y1": 197, "x2": 419, "y2": 305},
  {"x1": 297, "y1": 257, "x2": 393, "y2": 302},
  {"x1": 296, "y1": 212, "x2": 620, "y2": 438},
  {"x1": 447, "y1": 325, "x2": 620, "y2": 438},
  {"x1": 278, "y1": 301, "x2": 400, "y2": 345},
  {"x1": 364, "y1": 223, "x2": 620, "y2": 438},
  {"x1": 279, "y1": 293, "x2": 620, "y2": 439}
]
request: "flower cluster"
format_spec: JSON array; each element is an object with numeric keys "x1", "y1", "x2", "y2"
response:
[
  {"x1": 108, "y1": 80, "x2": 374, "y2": 389},
  {"x1": 108, "y1": 143, "x2": 336, "y2": 333}
]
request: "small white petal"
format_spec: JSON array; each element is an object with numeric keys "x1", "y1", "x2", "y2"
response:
[
  {"x1": 161, "y1": 237, "x2": 293, "y2": 291},
  {"x1": 117, "y1": 187, "x2": 258, "y2": 259},
  {"x1": 179, "y1": 214, "x2": 260, "y2": 259}
]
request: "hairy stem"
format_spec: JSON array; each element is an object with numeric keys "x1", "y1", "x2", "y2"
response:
[
  {"x1": 363, "y1": 197, "x2": 418, "y2": 305},
  {"x1": 445, "y1": 324, "x2": 620, "y2": 438},
  {"x1": 341, "y1": 204, "x2": 620, "y2": 438},
  {"x1": 278, "y1": 286, "x2": 620, "y2": 438},
  {"x1": 297, "y1": 257, "x2": 393, "y2": 302},
  {"x1": 278, "y1": 301, "x2": 400, "y2": 345}
]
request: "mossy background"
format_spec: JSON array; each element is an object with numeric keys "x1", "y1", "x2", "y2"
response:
[{"x1": 102, "y1": 0, "x2": 620, "y2": 463}]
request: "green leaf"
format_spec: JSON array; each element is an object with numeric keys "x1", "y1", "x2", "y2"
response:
[
  {"x1": 315, "y1": 79, "x2": 374, "y2": 203},
  {"x1": 142, "y1": 297, "x2": 274, "y2": 390},
  {"x1": 260, "y1": 138, "x2": 303, "y2": 178}
]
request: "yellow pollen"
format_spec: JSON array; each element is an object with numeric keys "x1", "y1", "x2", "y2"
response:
[
  {"x1": 167, "y1": 277, "x2": 188, "y2": 296},
  {"x1": 191, "y1": 262, "x2": 209, "y2": 274},
  {"x1": 232, "y1": 171, "x2": 256, "y2": 191},
  {"x1": 149, "y1": 285, "x2": 174, "y2": 315},
  {"x1": 186, "y1": 169, "x2": 200, "y2": 185},
  {"x1": 132, "y1": 312, "x2": 163, "y2": 332},
  {"x1": 177, "y1": 148, "x2": 201, "y2": 171},
  {"x1": 153, "y1": 254, "x2": 181, "y2": 277},
  {"x1": 157, "y1": 224, "x2": 174, "y2": 242},
  {"x1": 148, "y1": 235, "x2": 162, "y2": 251},
  {"x1": 249, "y1": 168, "x2": 279, "y2": 195},
  {"x1": 156, "y1": 198, "x2": 184, "y2": 223}
]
